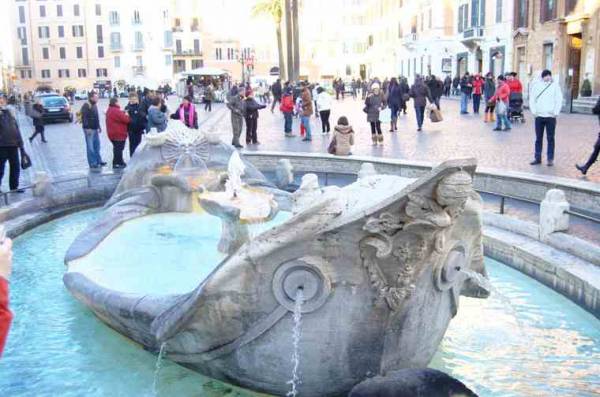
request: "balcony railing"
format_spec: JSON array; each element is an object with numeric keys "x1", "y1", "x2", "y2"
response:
[
  {"x1": 172, "y1": 26, "x2": 183, "y2": 32},
  {"x1": 462, "y1": 28, "x2": 484, "y2": 41},
  {"x1": 190, "y1": 25, "x2": 199, "y2": 32},
  {"x1": 132, "y1": 66, "x2": 145, "y2": 75},
  {"x1": 401, "y1": 33, "x2": 417, "y2": 48},
  {"x1": 174, "y1": 49, "x2": 202, "y2": 57}
]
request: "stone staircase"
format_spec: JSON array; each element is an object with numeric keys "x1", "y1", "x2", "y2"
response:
[{"x1": 571, "y1": 95, "x2": 599, "y2": 114}]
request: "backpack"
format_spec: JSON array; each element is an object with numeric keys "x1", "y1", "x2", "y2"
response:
[{"x1": 280, "y1": 95, "x2": 294, "y2": 112}]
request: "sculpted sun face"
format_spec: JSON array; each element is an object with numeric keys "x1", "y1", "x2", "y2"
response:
[{"x1": 436, "y1": 171, "x2": 473, "y2": 208}]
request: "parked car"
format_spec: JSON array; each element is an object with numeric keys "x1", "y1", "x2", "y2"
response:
[
  {"x1": 35, "y1": 94, "x2": 73, "y2": 123},
  {"x1": 74, "y1": 91, "x2": 88, "y2": 100}
]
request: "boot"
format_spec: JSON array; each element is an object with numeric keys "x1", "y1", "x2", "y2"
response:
[
  {"x1": 372, "y1": 135, "x2": 378, "y2": 146},
  {"x1": 490, "y1": 113, "x2": 496, "y2": 122},
  {"x1": 484, "y1": 113, "x2": 489, "y2": 123},
  {"x1": 377, "y1": 134, "x2": 384, "y2": 144}
]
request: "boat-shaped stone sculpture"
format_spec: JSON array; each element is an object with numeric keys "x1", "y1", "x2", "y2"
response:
[{"x1": 64, "y1": 121, "x2": 489, "y2": 396}]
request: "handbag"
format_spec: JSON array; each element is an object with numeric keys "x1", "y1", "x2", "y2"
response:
[
  {"x1": 495, "y1": 100, "x2": 507, "y2": 116},
  {"x1": 402, "y1": 93, "x2": 410, "y2": 102},
  {"x1": 20, "y1": 148, "x2": 32, "y2": 170},
  {"x1": 379, "y1": 107, "x2": 391, "y2": 123},
  {"x1": 328, "y1": 137, "x2": 337, "y2": 154}
]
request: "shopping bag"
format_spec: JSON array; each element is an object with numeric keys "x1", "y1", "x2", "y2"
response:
[
  {"x1": 379, "y1": 107, "x2": 391, "y2": 123},
  {"x1": 20, "y1": 149, "x2": 32, "y2": 170},
  {"x1": 496, "y1": 100, "x2": 507, "y2": 116},
  {"x1": 430, "y1": 108, "x2": 443, "y2": 123}
]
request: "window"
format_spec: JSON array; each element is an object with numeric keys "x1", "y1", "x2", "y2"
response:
[
  {"x1": 174, "y1": 18, "x2": 181, "y2": 29},
  {"x1": 134, "y1": 31, "x2": 143, "y2": 49},
  {"x1": 95, "y1": 4, "x2": 101, "y2": 16},
  {"x1": 17, "y1": 27, "x2": 27, "y2": 45},
  {"x1": 496, "y1": 0, "x2": 502, "y2": 23},
  {"x1": 192, "y1": 59, "x2": 203, "y2": 69},
  {"x1": 21, "y1": 48, "x2": 29, "y2": 65},
  {"x1": 114, "y1": 56, "x2": 120, "y2": 68},
  {"x1": 38, "y1": 26, "x2": 50, "y2": 39},
  {"x1": 41, "y1": 69, "x2": 51, "y2": 79},
  {"x1": 164, "y1": 31, "x2": 173, "y2": 48},
  {"x1": 133, "y1": 10, "x2": 141, "y2": 24},
  {"x1": 59, "y1": 47, "x2": 66, "y2": 59},
  {"x1": 20, "y1": 70, "x2": 26, "y2": 79},
  {"x1": 58, "y1": 25, "x2": 64, "y2": 37},
  {"x1": 543, "y1": 43, "x2": 553, "y2": 70},
  {"x1": 471, "y1": 0, "x2": 479, "y2": 27},
  {"x1": 78, "y1": 68, "x2": 86, "y2": 78},
  {"x1": 18, "y1": 6, "x2": 25, "y2": 23},
  {"x1": 96, "y1": 25, "x2": 103, "y2": 43},
  {"x1": 398, "y1": 22, "x2": 403, "y2": 38},
  {"x1": 42, "y1": 47, "x2": 49, "y2": 59},
  {"x1": 72, "y1": 25, "x2": 84, "y2": 37},
  {"x1": 96, "y1": 68, "x2": 108, "y2": 77},
  {"x1": 191, "y1": 17, "x2": 199, "y2": 31},
  {"x1": 98, "y1": 46, "x2": 104, "y2": 58},
  {"x1": 165, "y1": 54, "x2": 172, "y2": 65},
  {"x1": 76, "y1": 46, "x2": 83, "y2": 58},
  {"x1": 110, "y1": 32, "x2": 121, "y2": 50},
  {"x1": 57, "y1": 4, "x2": 63, "y2": 17},
  {"x1": 515, "y1": 0, "x2": 528, "y2": 28},
  {"x1": 565, "y1": 0, "x2": 577, "y2": 14},
  {"x1": 74, "y1": 4, "x2": 80, "y2": 17},
  {"x1": 215, "y1": 48, "x2": 222, "y2": 60},
  {"x1": 109, "y1": 11, "x2": 119, "y2": 25},
  {"x1": 175, "y1": 39, "x2": 182, "y2": 54},
  {"x1": 541, "y1": 0, "x2": 556, "y2": 22},
  {"x1": 136, "y1": 55, "x2": 143, "y2": 66},
  {"x1": 227, "y1": 48, "x2": 234, "y2": 60},
  {"x1": 58, "y1": 69, "x2": 70, "y2": 78},
  {"x1": 174, "y1": 60, "x2": 186, "y2": 73},
  {"x1": 194, "y1": 39, "x2": 200, "y2": 54},
  {"x1": 39, "y1": 5, "x2": 46, "y2": 17},
  {"x1": 428, "y1": 9, "x2": 432, "y2": 29}
]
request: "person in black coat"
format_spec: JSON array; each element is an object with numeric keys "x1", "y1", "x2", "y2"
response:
[
  {"x1": 427, "y1": 75, "x2": 444, "y2": 110},
  {"x1": 399, "y1": 77, "x2": 410, "y2": 115},
  {"x1": 124, "y1": 93, "x2": 146, "y2": 156},
  {"x1": 576, "y1": 97, "x2": 600, "y2": 175},
  {"x1": 0, "y1": 95, "x2": 25, "y2": 191},
  {"x1": 29, "y1": 99, "x2": 47, "y2": 143},
  {"x1": 243, "y1": 91, "x2": 266, "y2": 145},
  {"x1": 409, "y1": 75, "x2": 432, "y2": 132},
  {"x1": 386, "y1": 78, "x2": 402, "y2": 132},
  {"x1": 270, "y1": 79, "x2": 282, "y2": 112}
]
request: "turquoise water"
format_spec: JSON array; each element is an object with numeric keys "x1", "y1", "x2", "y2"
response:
[
  {"x1": 69, "y1": 211, "x2": 291, "y2": 295},
  {"x1": 0, "y1": 210, "x2": 598, "y2": 396}
]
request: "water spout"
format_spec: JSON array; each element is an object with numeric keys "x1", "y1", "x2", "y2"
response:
[
  {"x1": 286, "y1": 288, "x2": 304, "y2": 397},
  {"x1": 225, "y1": 151, "x2": 246, "y2": 198},
  {"x1": 152, "y1": 342, "x2": 167, "y2": 396}
]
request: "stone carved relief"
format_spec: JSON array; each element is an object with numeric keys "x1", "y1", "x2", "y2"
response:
[{"x1": 360, "y1": 170, "x2": 474, "y2": 311}]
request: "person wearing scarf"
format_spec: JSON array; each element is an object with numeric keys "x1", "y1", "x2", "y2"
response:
[{"x1": 170, "y1": 96, "x2": 198, "y2": 129}]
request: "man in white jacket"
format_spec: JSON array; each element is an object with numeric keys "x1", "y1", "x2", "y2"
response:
[{"x1": 529, "y1": 70, "x2": 563, "y2": 166}]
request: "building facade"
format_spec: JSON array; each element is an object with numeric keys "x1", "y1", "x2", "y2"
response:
[
  {"x1": 171, "y1": 0, "x2": 204, "y2": 75},
  {"x1": 11, "y1": 0, "x2": 112, "y2": 92},
  {"x1": 455, "y1": 0, "x2": 515, "y2": 77},
  {"x1": 513, "y1": 0, "x2": 600, "y2": 99}
]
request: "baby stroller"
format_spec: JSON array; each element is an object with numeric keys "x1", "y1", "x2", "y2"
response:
[{"x1": 508, "y1": 92, "x2": 525, "y2": 123}]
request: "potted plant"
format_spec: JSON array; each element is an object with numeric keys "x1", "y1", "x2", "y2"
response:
[{"x1": 581, "y1": 78, "x2": 592, "y2": 97}]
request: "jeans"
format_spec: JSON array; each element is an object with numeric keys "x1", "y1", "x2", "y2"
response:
[
  {"x1": 369, "y1": 121, "x2": 382, "y2": 135},
  {"x1": 111, "y1": 140, "x2": 126, "y2": 166},
  {"x1": 0, "y1": 147, "x2": 20, "y2": 190},
  {"x1": 460, "y1": 93, "x2": 469, "y2": 113},
  {"x1": 284, "y1": 112, "x2": 293, "y2": 133},
  {"x1": 495, "y1": 113, "x2": 512, "y2": 130},
  {"x1": 271, "y1": 96, "x2": 281, "y2": 112},
  {"x1": 128, "y1": 129, "x2": 143, "y2": 156},
  {"x1": 245, "y1": 116, "x2": 258, "y2": 143},
  {"x1": 390, "y1": 105, "x2": 400, "y2": 120},
  {"x1": 473, "y1": 94, "x2": 481, "y2": 113},
  {"x1": 301, "y1": 115, "x2": 312, "y2": 139},
  {"x1": 415, "y1": 106, "x2": 425, "y2": 129},
  {"x1": 581, "y1": 133, "x2": 600, "y2": 171},
  {"x1": 534, "y1": 117, "x2": 556, "y2": 161},
  {"x1": 319, "y1": 110, "x2": 331, "y2": 132},
  {"x1": 83, "y1": 128, "x2": 102, "y2": 168}
]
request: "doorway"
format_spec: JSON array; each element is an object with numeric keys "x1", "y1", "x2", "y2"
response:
[
  {"x1": 568, "y1": 34, "x2": 582, "y2": 98},
  {"x1": 475, "y1": 48, "x2": 483, "y2": 74},
  {"x1": 457, "y1": 52, "x2": 468, "y2": 76}
]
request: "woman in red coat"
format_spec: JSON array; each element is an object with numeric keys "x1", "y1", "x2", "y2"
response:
[
  {"x1": 472, "y1": 74, "x2": 484, "y2": 114},
  {"x1": 106, "y1": 97, "x2": 130, "y2": 169},
  {"x1": 0, "y1": 237, "x2": 13, "y2": 357}
]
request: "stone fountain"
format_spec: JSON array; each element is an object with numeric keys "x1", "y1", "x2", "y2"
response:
[{"x1": 63, "y1": 121, "x2": 489, "y2": 396}]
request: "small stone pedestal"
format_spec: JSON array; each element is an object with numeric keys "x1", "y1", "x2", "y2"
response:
[{"x1": 539, "y1": 189, "x2": 569, "y2": 241}]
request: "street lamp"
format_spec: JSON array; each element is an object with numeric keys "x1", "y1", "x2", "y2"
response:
[{"x1": 236, "y1": 49, "x2": 255, "y2": 84}]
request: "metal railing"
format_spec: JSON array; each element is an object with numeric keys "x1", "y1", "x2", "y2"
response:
[{"x1": 0, "y1": 174, "x2": 94, "y2": 206}]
